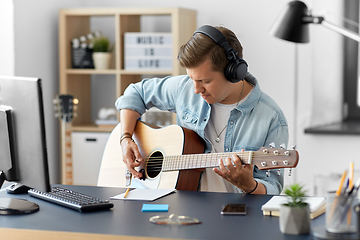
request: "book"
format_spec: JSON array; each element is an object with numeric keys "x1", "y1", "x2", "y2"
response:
[{"x1": 261, "y1": 196, "x2": 326, "y2": 219}]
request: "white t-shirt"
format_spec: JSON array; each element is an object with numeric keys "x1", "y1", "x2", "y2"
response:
[{"x1": 200, "y1": 90, "x2": 251, "y2": 192}]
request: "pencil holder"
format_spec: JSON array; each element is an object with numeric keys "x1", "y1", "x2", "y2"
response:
[{"x1": 326, "y1": 191, "x2": 357, "y2": 233}]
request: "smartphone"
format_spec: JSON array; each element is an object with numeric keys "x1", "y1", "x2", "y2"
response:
[{"x1": 221, "y1": 203, "x2": 247, "y2": 215}]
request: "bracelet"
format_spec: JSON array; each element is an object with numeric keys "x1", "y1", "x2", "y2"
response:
[
  {"x1": 246, "y1": 180, "x2": 258, "y2": 194},
  {"x1": 120, "y1": 132, "x2": 134, "y2": 144},
  {"x1": 120, "y1": 132, "x2": 132, "y2": 138}
]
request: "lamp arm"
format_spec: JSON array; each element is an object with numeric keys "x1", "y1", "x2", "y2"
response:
[
  {"x1": 302, "y1": 15, "x2": 360, "y2": 42},
  {"x1": 321, "y1": 20, "x2": 360, "y2": 43}
]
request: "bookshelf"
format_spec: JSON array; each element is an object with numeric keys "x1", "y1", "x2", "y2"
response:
[{"x1": 58, "y1": 8, "x2": 197, "y2": 132}]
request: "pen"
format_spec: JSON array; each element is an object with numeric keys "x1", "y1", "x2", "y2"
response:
[
  {"x1": 328, "y1": 170, "x2": 348, "y2": 222},
  {"x1": 347, "y1": 162, "x2": 354, "y2": 225},
  {"x1": 124, "y1": 188, "x2": 130, "y2": 198},
  {"x1": 336, "y1": 170, "x2": 347, "y2": 196},
  {"x1": 349, "y1": 162, "x2": 354, "y2": 190}
]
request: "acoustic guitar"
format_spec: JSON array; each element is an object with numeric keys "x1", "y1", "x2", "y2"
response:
[{"x1": 97, "y1": 121, "x2": 299, "y2": 191}]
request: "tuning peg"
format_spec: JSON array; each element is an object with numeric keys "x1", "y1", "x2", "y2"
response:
[
  {"x1": 73, "y1": 98, "x2": 79, "y2": 105},
  {"x1": 277, "y1": 169, "x2": 281, "y2": 176},
  {"x1": 54, "y1": 113, "x2": 60, "y2": 118},
  {"x1": 288, "y1": 168, "x2": 292, "y2": 176},
  {"x1": 269, "y1": 142, "x2": 275, "y2": 148},
  {"x1": 266, "y1": 170, "x2": 271, "y2": 177},
  {"x1": 291, "y1": 145, "x2": 296, "y2": 150},
  {"x1": 52, "y1": 98, "x2": 59, "y2": 104},
  {"x1": 280, "y1": 143, "x2": 286, "y2": 149}
]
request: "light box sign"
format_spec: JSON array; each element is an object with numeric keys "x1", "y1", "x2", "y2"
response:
[{"x1": 124, "y1": 33, "x2": 172, "y2": 70}]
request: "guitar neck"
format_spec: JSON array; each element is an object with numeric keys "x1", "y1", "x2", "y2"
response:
[
  {"x1": 61, "y1": 120, "x2": 73, "y2": 184},
  {"x1": 161, "y1": 148, "x2": 297, "y2": 172},
  {"x1": 162, "y1": 152, "x2": 251, "y2": 171}
]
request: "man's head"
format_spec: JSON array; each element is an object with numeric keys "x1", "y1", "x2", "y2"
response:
[{"x1": 178, "y1": 25, "x2": 247, "y2": 82}]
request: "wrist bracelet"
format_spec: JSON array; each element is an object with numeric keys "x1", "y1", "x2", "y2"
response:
[
  {"x1": 246, "y1": 180, "x2": 258, "y2": 194},
  {"x1": 120, "y1": 132, "x2": 134, "y2": 144},
  {"x1": 120, "y1": 132, "x2": 132, "y2": 139}
]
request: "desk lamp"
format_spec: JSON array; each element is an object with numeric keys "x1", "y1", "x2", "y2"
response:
[
  {"x1": 269, "y1": 0, "x2": 360, "y2": 182},
  {"x1": 269, "y1": 0, "x2": 360, "y2": 43}
]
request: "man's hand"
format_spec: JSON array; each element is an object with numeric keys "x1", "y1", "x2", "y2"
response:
[
  {"x1": 213, "y1": 154, "x2": 261, "y2": 193},
  {"x1": 120, "y1": 138, "x2": 143, "y2": 179}
]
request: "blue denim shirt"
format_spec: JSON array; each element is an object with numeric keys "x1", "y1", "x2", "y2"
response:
[{"x1": 116, "y1": 72, "x2": 289, "y2": 194}]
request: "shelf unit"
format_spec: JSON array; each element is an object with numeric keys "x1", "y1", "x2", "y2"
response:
[{"x1": 58, "y1": 8, "x2": 197, "y2": 132}]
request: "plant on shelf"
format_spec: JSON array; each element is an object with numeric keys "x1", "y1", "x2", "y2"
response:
[
  {"x1": 92, "y1": 36, "x2": 111, "y2": 52},
  {"x1": 279, "y1": 183, "x2": 310, "y2": 235},
  {"x1": 91, "y1": 36, "x2": 113, "y2": 69}
]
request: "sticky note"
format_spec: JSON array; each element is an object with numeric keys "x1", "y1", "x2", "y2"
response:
[{"x1": 141, "y1": 204, "x2": 169, "y2": 212}]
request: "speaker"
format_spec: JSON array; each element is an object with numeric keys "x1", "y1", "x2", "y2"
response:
[{"x1": 194, "y1": 25, "x2": 248, "y2": 83}]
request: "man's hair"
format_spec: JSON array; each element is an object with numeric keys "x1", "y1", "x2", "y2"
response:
[{"x1": 177, "y1": 26, "x2": 243, "y2": 72}]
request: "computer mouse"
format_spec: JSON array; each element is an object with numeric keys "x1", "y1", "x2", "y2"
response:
[{"x1": 6, "y1": 183, "x2": 31, "y2": 194}]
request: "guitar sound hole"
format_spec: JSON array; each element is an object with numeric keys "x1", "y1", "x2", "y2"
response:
[{"x1": 146, "y1": 151, "x2": 163, "y2": 179}]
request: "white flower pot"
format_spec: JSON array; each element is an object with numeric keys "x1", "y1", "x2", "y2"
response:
[
  {"x1": 279, "y1": 204, "x2": 310, "y2": 235},
  {"x1": 92, "y1": 52, "x2": 112, "y2": 70}
]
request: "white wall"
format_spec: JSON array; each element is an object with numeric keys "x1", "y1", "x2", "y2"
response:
[
  {"x1": 0, "y1": 0, "x2": 14, "y2": 75},
  {"x1": 2, "y1": 0, "x2": 356, "y2": 195}
]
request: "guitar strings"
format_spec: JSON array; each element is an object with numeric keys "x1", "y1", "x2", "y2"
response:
[{"x1": 138, "y1": 153, "x2": 293, "y2": 171}]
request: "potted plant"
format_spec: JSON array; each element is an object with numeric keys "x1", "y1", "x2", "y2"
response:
[
  {"x1": 92, "y1": 36, "x2": 113, "y2": 69},
  {"x1": 279, "y1": 184, "x2": 310, "y2": 235}
]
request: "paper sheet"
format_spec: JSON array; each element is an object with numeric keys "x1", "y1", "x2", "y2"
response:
[{"x1": 110, "y1": 188, "x2": 176, "y2": 201}]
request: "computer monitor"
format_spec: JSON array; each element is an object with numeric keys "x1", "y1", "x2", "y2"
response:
[{"x1": 0, "y1": 76, "x2": 51, "y2": 214}]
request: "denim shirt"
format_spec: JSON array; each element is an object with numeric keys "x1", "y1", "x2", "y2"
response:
[{"x1": 115, "y1": 72, "x2": 289, "y2": 194}]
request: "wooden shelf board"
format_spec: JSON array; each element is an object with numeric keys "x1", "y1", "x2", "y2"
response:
[{"x1": 72, "y1": 125, "x2": 116, "y2": 132}]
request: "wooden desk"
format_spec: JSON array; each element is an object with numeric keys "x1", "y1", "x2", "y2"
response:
[{"x1": 0, "y1": 185, "x2": 327, "y2": 239}]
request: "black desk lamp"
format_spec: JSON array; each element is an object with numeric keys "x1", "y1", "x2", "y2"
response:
[{"x1": 270, "y1": 0, "x2": 360, "y2": 43}]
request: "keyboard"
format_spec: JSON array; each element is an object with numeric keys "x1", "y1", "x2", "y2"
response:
[{"x1": 28, "y1": 186, "x2": 114, "y2": 212}]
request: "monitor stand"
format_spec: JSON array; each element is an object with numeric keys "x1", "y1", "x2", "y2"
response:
[{"x1": 0, "y1": 173, "x2": 39, "y2": 215}]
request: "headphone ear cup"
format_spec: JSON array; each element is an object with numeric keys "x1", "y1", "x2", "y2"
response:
[
  {"x1": 224, "y1": 58, "x2": 248, "y2": 83},
  {"x1": 234, "y1": 59, "x2": 248, "y2": 82},
  {"x1": 224, "y1": 62, "x2": 236, "y2": 83}
]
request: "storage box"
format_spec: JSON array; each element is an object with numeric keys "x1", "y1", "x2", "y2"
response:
[
  {"x1": 72, "y1": 132, "x2": 110, "y2": 186},
  {"x1": 124, "y1": 32, "x2": 172, "y2": 70}
]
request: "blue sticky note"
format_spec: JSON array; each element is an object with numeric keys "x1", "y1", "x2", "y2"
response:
[{"x1": 141, "y1": 204, "x2": 169, "y2": 212}]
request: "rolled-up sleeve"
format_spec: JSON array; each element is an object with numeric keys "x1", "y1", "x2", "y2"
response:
[{"x1": 115, "y1": 75, "x2": 189, "y2": 115}]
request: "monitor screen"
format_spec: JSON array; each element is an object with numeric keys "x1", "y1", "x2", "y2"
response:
[{"x1": 0, "y1": 76, "x2": 51, "y2": 193}]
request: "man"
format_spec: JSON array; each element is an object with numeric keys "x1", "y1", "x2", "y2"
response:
[{"x1": 116, "y1": 25, "x2": 288, "y2": 194}]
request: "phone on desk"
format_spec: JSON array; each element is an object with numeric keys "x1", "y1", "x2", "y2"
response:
[{"x1": 221, "y1": 203, "x2": 247, "y2": 215}]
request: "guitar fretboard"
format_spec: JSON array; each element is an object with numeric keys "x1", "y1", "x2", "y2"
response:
[{"x1": 162, "y1": 151, "x2": 253, "y2": 171}]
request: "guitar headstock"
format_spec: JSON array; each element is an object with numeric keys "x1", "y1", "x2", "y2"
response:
[
  {"x1": 53, "y1": 94, "x2": 78, "y2": 123},
  {"x1": 253, "y1": 147, "x2": 299, "y2": 170}
]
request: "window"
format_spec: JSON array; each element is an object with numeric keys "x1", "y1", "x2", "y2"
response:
[{"x1": 304, "y1": 1, "x2": 360, "y2": 134}]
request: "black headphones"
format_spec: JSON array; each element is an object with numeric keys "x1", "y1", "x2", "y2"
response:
[{"x1": 193, "y1": 25, "x2": 248, "y2": 83}]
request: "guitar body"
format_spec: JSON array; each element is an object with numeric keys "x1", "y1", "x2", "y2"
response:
[
  {"x1": 98, "y1": 121, "x2": 205, "y2": 191},
  {"x1": 98, "y1": 121, "x2": 299, "y2": 191}
]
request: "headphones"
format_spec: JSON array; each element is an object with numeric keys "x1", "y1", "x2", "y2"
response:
[{"x1": 193, "y1": 25, "x2": 248, "y2": 83}]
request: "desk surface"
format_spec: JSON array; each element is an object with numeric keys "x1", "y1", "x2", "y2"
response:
[{"x1": 0, "y1": 184, "x2": 327, "y2": 239}]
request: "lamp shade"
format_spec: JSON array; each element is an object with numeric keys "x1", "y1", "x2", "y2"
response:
[{"x1": 270, "y1": 1, "x2": 310, "y2": 43}]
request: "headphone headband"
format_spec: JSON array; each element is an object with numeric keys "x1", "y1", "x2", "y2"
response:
[
  {"x1": 193, "y1": 25, "x2": 248, "y2": 83},
  {"x1": 194, "y1": 25, "x2": 236, "y2": 60}
]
